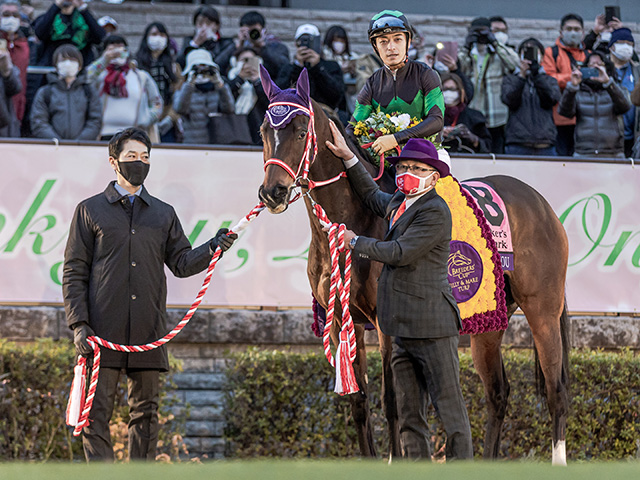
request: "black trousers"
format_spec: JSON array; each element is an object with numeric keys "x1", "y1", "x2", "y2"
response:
[
  {"x1": 82, "y1": 367, "x2": 160, "y2": 462},
  {"x1": 488, "y1": 126, "x2": 505, "y2": 154},
  {"x1": 391, "y1": 335, "x2": 473, "y2": 461},
  {"x1": 555, "y1": 125, "x2": 575, "y2": 157}
]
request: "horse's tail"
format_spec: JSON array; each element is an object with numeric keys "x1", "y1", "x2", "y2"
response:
[{"x1": 534, "y1": 297, "x2": 571, "y2": 396}]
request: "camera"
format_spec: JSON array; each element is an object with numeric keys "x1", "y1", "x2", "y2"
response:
[
  {"x1": 195, "y1": 65, "x2": 216, "y2": 76},
  {"x1": 523, "y1": 46, "x2": 537, "y2": 62},
  {"x1": 580, "y1": 67, "x2": 601, "y2": 80},
  {"x1": 249, "y1": 28, "x2": 261, "y2": 41},
  {"x1": 296, "y1": 34, "x2": 321, "y2": 54}
]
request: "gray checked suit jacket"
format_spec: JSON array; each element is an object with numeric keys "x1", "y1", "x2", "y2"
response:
[{"x1": 347, "y1": 162, "x2": 461, "y2": 339}]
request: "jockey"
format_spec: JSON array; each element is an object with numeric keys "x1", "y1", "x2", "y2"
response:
[{"x1": 347, "y1": 10, "x2": 445, "y2": 157}]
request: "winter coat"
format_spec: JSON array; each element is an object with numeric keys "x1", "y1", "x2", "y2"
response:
[
  {"x1": 0, "y1": 65, "x2": 21, "y2": 137},
  {"x1": 30, "y1": 73, "x2": 101, "y2": 140},
  {"x1": 276, "y1": 59, "x2": 347, "y2": 113},
  {"x1": 443, "y1": 106, "x2": 491, "y2": 153},
  {"x1": 177, "y1": 35, "x2": 236, "y2": 74},
  {"x1": 558, "y1": 80, "x2": 632, "y2": 157},
  {"x1": 0, "y1": 31, "x2": 29, "y2": 122},
  {"x1": 63, "y1": 182, "x2": 214, "y2": 370},
  {"x1": 229, "y1": 75, "x2": 269, "y2": 145},
  {"x1": 173, "y1": 81, "x2": 234, "y2": 144},
  {"x1": 541, "y1": 38, "x2": 588, "y2": 127},
  {"x1": 501, "y1": 71, "x2": 561, "y2": 147},
  {"x1": 33, "y1": 4, "x2": 105, "y2": 67}
]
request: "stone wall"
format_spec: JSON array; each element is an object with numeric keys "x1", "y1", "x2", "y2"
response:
[
  {"x1": 1, "y1": 304, "x2": 639, "y2": 458},
  {"x1": 29, "y1": 1, "x2": 640, "y2": 59}
]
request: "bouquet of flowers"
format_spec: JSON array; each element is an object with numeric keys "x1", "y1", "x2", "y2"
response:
[{"x1": 350, "y1": 111, "x2": 438, "y2": 169}]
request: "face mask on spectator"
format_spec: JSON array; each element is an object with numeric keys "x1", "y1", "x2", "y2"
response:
[
  {"x1": 443, "y1": 90, "x2": 460, "y2": 106},
  {"x1": 600, "y1": 31, "x2": 612, "y2": 43},
  {"x1": 561, "y1": 30, "x2": 582, "y2": 47},
  {"x1": 611, "y1": 43, "x2": 634, "y2": 62},
  {"x1": 494, "y1": 32, "x2": 508, "y2": 45},
  {"x1": 57, "y1": 59, "x2": 79, "y2": 78},
  {"x1": 433, "y1": 60, "x2": 449, "y2": 72},
  {"x1": 147, "y1": 35, "x2": 167, "y2": 52},
  {"x1": 110, "y1": 49, "x2": 129, "y2": 67},
  {"x1": 0, "y1": 16, "x2": 20, "y2": 33},
  {"x1": 118, "y1": 161, "x2": 149, "y2": 187},
  {"x1": 332, "y1": 41, "x2": 346, "y2": 54},
  {"x1": 194, "y1": 74, "x2": 211, "y2": 84}
]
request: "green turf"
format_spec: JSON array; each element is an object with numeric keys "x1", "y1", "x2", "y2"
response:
[{"x1": 2, "y1": 460, "x2": 640, "y2": 480}]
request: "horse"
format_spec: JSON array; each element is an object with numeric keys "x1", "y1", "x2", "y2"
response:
[{"x1": 256, "y1": 68, "x2": 570, "y2": 464}]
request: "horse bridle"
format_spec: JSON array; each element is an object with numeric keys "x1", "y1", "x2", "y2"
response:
[{"x1": 263, "y1": 101, "x2": 346, "y2": 192}]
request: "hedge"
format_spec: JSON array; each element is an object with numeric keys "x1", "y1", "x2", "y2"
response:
[
  {"x1": 223, "y1": 348, "x2": 640, "y2": 460},
  {"x1": 0, "y1": 339, "x2": 185, "y2": 461}
]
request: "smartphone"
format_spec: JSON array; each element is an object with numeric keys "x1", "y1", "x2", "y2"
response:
[
  {"x1": 523, "y1": 46, "x2": 537, "y2": 62},
  {"x1": 580, "y1": 67, "x2": 601, "y2": 80},
  {"x1": 605, "y1": 6, "x2": 621, "y2": 24},
  {"x1": 435, "y1": 41, "x2": 458, "y2": 63}
]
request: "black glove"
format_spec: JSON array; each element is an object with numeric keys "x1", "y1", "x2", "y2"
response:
[
  {"x1": 529, "y1": 61, "x2": 540, "y2": 76},
  {"x1": 73, "y1": 323, "x2": 95, "y2": 357},
  {"x1": 464, "y1": 32, "x2": 478, "y2": 50},
  {"x1": 210, "y1": 228, "x2": 238, "y2": 253}
]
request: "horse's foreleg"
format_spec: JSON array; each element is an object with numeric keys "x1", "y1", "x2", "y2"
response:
[
  {"x1": 348, "y1": 323, "x2": 377, "y2": 457},
  {"x1": 470, "y1": 330, "x2": 509, "y2": 459},
  {"x1": 378, "y1": 326, "x2": 400, "y2": 460}
]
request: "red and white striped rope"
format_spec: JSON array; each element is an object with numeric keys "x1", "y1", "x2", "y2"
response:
[{"x1": 67, "y1": 202, "x2": 267, "y2": 436}]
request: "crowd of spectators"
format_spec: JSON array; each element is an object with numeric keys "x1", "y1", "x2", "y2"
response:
[{"x1": 0, "y1": 1, "x2": 638, "y2": 158}]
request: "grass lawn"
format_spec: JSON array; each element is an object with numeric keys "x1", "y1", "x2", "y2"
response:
[{"x1": 2, "y1": 459, "x2": 640, "y2": 480}]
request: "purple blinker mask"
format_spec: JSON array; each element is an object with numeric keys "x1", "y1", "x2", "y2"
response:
[{"x1": 260, "y1": 64, "x2": 312, "y2": 129}]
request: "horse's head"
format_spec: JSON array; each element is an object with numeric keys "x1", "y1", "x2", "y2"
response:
[{"x1": 258, "y1": 65, "x2": 314, "y2": 213}]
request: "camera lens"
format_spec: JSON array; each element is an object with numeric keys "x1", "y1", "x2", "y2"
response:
[{"x1": 249, "y1": 28, "x2": 261, "y2": 41}]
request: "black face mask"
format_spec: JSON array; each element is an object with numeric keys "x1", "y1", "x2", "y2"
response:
[{"x1": 118, "y1": 160, "x2": 149, "y2": 186}]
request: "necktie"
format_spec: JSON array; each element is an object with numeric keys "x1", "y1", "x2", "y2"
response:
[{"x1": 391, "y1": 200, "x2": 406, "y2": 227}]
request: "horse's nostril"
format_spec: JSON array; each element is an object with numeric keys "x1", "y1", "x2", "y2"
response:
[{"x1": 274, "y1": 185, "x2": 288, "y2": 199}]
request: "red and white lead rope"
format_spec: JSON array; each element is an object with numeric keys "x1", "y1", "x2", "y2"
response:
[
  {"x1": 66, "y1": 202, "x2": 267, "y2": 436},
  {"x1": 312, "y1": 203, "x2": 358, "y2": 396}
]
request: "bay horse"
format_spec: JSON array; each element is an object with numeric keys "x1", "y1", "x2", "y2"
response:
[{"x1": 257, "y1": 68, "x2": 570, "y2": 464}]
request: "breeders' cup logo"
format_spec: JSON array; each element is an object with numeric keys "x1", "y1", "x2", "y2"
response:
[{"x1": 447, "y1": 241, "x2": 483, "y2": 303}]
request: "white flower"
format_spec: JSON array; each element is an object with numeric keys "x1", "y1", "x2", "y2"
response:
[{"x1": 390, "y1": 113, "x2": 411, "y2": 130}]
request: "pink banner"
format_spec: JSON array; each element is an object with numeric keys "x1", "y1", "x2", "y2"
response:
[{"x1": 0, "y1": 143, "x2": 638, "y2": 313}]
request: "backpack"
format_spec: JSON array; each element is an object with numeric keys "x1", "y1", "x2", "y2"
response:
[{"x1": 550, "y1": 44, "x2": 586, "y2": 69}]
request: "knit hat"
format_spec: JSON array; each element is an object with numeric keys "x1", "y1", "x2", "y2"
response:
[{"x1": 609, "y1": 28, "x2": 634, "y2": 48}]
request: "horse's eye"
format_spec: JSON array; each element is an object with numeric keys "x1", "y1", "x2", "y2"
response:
[{"x1": 298, "y1": 130, "x2": 307, "y2": 140}]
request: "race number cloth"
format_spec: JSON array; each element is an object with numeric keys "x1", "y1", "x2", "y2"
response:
[
  {"x1": 461, "y1": 181, "x2": 514, "y2": 271},
  {"x1": 436, "y1": 176, "x2": 508, "y2": 334}
]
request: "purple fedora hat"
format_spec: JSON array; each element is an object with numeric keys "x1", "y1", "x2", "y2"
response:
[{"x1": 388, "y1": 138, "x2": 450, "y2": 177}]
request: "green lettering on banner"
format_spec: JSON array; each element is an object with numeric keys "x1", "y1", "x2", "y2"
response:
[
  {"x1": 187, "y1": 220, "x2": 208, "y2": 245},
  {"x1": 559, "y1": 193, "x2": 611, "y2": 266},
  {"x1": 0, "y1": 214, "x2": 5, "y2": 235},
  {"x1": 2, "y1": 179, "x2": 56, "y2": 253},
  {"x1": 50, "y1": 261, "x2": 63, "y2": 286},
  {"x1": 604, "y1": 231, "x2": 640, "y2": 266}
]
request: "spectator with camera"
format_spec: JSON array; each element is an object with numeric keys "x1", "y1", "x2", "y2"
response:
[
  {"x1": 501, "y1": 38, "x2": 561, "y2": 156},
  {"x1": 30, "y1": 44, "x2": 101, "y2": 140},
  {"x1": 227, "y1": 46, "x2": 268, "y2": 145},
  {"x1": 583, "y1": 12, "x2": 623, "y2": 56},
  {"x1": 458, "y1": 17, "x2": 519, "y2": 154},
  {"x1": 1, "y1": 0, "x2": 28, "y2": 126},
  {"x1": 173, "y1": 49, "x2": 234, "y2": 145},
  {"x1": 440, "y1": 72, "x2": 491, "y2": 154},
  {"x1": 277, "y1": 24, "x2": 347, "y2": 123},
  {"x1": 427, "y1": 44, "x2": 474, "y2": 105},
  {"x1": 608, "y1": 28, "x2": 638, "y2": 158},
  {"x1": 86, "y1": 35, "x2": 163, "y2": 142},
  {"x1": 235, "y1": 11, "x2": 289, "y2": 81},
  {"x1": 0, "y1": 34, "x2": 20, "y2": 137},
  {"x1": 136, "y1": 22, "x2": 182, "y2": 143},
  {"x1": 323, "y1": 25, "x2": 359, "y2": 114},
  {"x1": 33, "y1": 0, "x2": 105, "y2": 67},
  {"x1": 558, "y1": 51, "x2": 631, "y2": 159},
  {"x1": 489, "y1": 16, "x2": 516, "y2": 50},
  {"x1": 541, "y1": 13, "x2": 588, "y2": 157},
  {"x1": 177, "y1": 6, "x2": 235, "y2": 76}
]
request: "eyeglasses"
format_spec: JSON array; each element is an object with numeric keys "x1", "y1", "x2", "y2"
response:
[{"x1": 396, "y1": 165, "x2": 436, "y2": 174}]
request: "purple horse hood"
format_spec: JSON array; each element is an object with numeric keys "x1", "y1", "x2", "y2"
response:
[{"x1": 260, "y1": 64, "x2": 312, "y2": 130}]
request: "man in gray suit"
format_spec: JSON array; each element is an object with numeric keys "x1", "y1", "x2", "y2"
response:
[{"x1": 326, "y1": 123, "x2": 473, "y2": 461}]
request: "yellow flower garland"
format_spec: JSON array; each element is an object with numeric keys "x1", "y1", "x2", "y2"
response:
[{"x1": 436, "y1": 176, "x2": 498, "y2": 319}]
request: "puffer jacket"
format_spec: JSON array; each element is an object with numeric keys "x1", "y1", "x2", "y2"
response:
[
  {"x1": 0, "y1": 65, "x2": 21, "y2": 137},
  {"x1": 558, "y1": 80, "x2": 631, "y2": 157},
  {"x1": 501, "y1": 71, "x2": 561, "y2": 147},
  {"x1": 30, "y1": 73, "x2": 102, "y2": 140},
  {"x1": 173, "y1": 81, "x2": 234, "y2": 144}
]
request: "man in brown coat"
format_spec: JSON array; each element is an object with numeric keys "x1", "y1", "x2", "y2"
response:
[{"x1": 63, "y1": 127, "x2": 237, "y2": 461}]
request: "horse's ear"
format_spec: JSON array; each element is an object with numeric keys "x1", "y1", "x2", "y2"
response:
[
  {"x1": 260, "y1": 64, "x2": 280, "y2": 101},
  {"x1": 296, "y1": 68, "x2": 311, "y2": 106}
]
